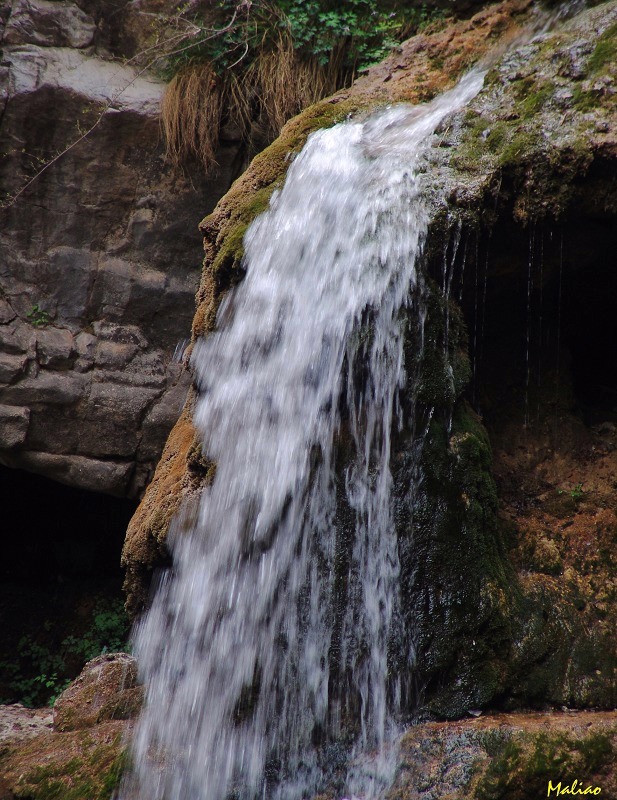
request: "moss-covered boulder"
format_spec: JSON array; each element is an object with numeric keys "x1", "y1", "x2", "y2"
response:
[
  {"x1": 122, "y1": 0, "x2": 541, "y2": 615},
  {"x1": 386, "y1": 710, "x2": 617, "y2": 800},
  {"x1": 53, "y1": 653, "x2": 142, "y2": 733},
  {"x1": 0, "y1": 723, "x2": 127, "y2": 800}
]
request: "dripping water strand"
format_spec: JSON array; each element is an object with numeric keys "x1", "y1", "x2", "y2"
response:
[
  {"x1": 441, "y1": 218, "x2": 463, "y2": 356},
  {"x1": 471, "y1": 236, "x2": 479, "y2": 407},
  {"x1": 537, "y1": 227, "x2": 544, "y2": 423},
  {"x1": 525, "y1": 224, "x2": 535, "y2": 429},
  {"x1": 474, "y1": 230, "x2": 491, "y2": 413},
  {"x1": 556, "y1": 229, "x2": 564, "y2": 398},
  {"x1": 442, "y1": 219, "x2": 463, "y2": 433}
]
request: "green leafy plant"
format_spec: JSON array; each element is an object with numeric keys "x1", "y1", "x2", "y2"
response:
[
  {"x1": 570, "y1": 482, "x2": 585, "y2": 501},
  {"x1": 162, "y1": 0, "x2": 419, "y2": 76},
  {"x1": 61, "y1": 597, "x2": 130, "y2": 662},
  {"x1": 159, "y1": 0, "x2": 446, "y2": 172},
  {"x1": 0, "y1": 597, "x2": 130, "y2": 707},
  {"x1": 277, "y1": 0, "x2": 414, "y2": 69},
  {"x1": 0, "y1": 640, "x2": 68, "y2": 707},
  {"x1": 27, "y1": 303, "x2": 51, "y2": 327},
  {"x1": 557, "y1": 483, "x2": 585, "y2": 502}
]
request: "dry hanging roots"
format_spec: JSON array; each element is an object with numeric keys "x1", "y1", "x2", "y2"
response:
[
  {"x1": 160, "y1": 36, "x2": 350, "y2": 174},
  {"x1": 161, "y1": 62, "x2": 225, "y2": 171}
]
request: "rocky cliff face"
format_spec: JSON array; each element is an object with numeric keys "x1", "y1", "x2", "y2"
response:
[
  {"x1": 2, "y1": 1, "x2": 616, "y2": 797},
  {"x1": 0, "y1": 0, "x2": 245, "y2": 496},
  {"x1": 123, "y1": 0, "x2": 540, "y2": 612}
]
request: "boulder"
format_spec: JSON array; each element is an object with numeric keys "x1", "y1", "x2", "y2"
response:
[
  {"x1": 53, "y1": 652, "x2": 142, "y2": 731},
  {"x1": 3, "y1": 0, "x2": 96, "y2": 48},
  {"x1": 0, "y1": 653, "x2": 140, "y2": 798}
]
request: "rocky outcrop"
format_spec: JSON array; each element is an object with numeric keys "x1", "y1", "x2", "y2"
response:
[
  {"x1": 3, "y1": 0, "x2": 96, "y2": 48},
  {"x1": 53, "y1": 652, "x2": 141, "y2": 731},
  {"x1": 415, "y1": 0, "x2": 617, "y2": 714},
  {"x1": 387, "y1": 710, "x2": 617, "y2": 799},
  {"x1": 2, "y1": 662, "x2": 614, "y2": 800},
  {"x1": 123, "y1": 0, "x2": 540, "y2": 612},
  {"x1": 122, "y1": 0, "x2": 617, "y2": 722},
  {"x1": 0, "y1": 653, "x2": 137, "y2": 799},
  {"x1": 0, "y1": 0, "x2": 245, "y2": 496}
]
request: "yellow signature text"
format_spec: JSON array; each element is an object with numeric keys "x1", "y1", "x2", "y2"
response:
[{"x1": 548, "y1": 779, "x2": 601, "y2": 796}]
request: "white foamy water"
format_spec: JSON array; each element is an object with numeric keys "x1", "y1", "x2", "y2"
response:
[{"x1": 123, "y1": 69, "x2": 485, "y2": 800}]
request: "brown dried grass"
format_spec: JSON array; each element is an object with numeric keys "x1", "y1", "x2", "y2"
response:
[
  {"x1": 241, "y1": 34, "x2": 346, "y2": 138},
  {"x1": 161, "y1": 62, "x2": 225, "y2": 171},
  {"x1": 161, "y1": 33, "x2": 350, "y2": 174}
]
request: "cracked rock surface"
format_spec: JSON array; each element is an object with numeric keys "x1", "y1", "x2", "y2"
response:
[{"x1": 0, "y1": 0, "x2": 245, "y2": 496}]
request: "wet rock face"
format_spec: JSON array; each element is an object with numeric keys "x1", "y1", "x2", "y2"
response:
[
  {"x1": 0, "y1": 0, "x2": 245, "y2": 496},
  {"x1": 417, "y1": 2, "x2": 617, "y2": 715}
]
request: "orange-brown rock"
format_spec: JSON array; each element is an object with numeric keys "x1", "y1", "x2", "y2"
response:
[{"x1": 0, "y1": 654, "x2": 140, "y2": 799}]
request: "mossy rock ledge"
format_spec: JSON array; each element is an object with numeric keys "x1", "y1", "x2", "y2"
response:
[
  {"x1": 123, "y1": 0, "x2": 617, "y2": 739},
  {"x1": 0, "y1": 654, "x2": 138, "y2": 800}
]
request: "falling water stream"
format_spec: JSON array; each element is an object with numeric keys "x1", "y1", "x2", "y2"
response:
[{"x1": 120, "y1": 53, "x2": 554, "y2": 798}]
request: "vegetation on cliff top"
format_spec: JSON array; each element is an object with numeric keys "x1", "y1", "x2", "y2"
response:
[{"x1": 159, "y1": 0, "x2": 448, "y2": 171}]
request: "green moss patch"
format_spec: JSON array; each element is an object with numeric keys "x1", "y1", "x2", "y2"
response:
[
  {"x1": 1, "y1": 723, "x2": 129, "y2": 800},
  {"x1": 512, "y1": 77, "x2": 555, "y2": 119},
  {"x1": 587, "y1": 21, "x2": 617, "y2": 75},
  {"x1": 472, "y1": 729, "x2": 615, "y2": 800}
]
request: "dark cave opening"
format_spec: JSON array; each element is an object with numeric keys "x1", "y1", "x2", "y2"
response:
[
  {"x1": 0, "y1": 465, "x2": 137, "y2": 705},
  {"x1": 565, "y1": 251, "x2": 617, "y2": 424},
  {"x1": 456, "y1": 213, "x2": 617, "y2": 431}
]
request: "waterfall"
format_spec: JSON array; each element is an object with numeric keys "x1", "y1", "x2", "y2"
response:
[{"x1": 123, "y1": 69, "x2": 485, "y2": 800}]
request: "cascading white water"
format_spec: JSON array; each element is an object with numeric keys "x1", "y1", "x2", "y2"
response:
[{"x1": 123, "y1": 70, "x2": 484, "y2": 800}]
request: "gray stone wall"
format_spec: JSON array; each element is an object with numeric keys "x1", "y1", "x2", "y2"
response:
[{"x1": 0, "y1": 0, "x2": 243, "y2": 495}]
